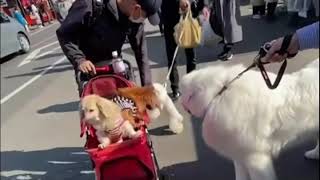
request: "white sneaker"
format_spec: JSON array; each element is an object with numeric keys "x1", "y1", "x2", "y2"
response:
[{"x1": 252, "y1": 14, "x2": 262, "y2": 19}]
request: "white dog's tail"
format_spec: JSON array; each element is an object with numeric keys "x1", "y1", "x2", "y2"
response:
[{"x1": 153, "y1": 83, "x2": 184, "y2": 134}]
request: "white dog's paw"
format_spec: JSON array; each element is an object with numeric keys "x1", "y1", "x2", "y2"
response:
[
  {"x1": 304, "y1": 149, "x2": 319, "y2": 160},
  {"x1": 98, "y1": 143, "x2": 109, "y2": 149},
  {"x1": 169, "y1": 118, "x2": 184, "y2": 134}
]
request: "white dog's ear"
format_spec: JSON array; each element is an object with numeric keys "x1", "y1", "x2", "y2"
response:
[
  {"x1": 96, "y1": 97, "x2": 117, "y2": 130},
  {"x1": 96, "y1": 98, "x2": 109, "y2": 120}
]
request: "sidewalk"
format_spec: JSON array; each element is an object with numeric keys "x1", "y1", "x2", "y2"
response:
[{"x1": 28, "y1": 21, "x2": 59, "y2": 34}]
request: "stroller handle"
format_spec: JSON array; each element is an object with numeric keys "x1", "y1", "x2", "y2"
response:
[{"x1": 95, "y1": 66, "x2": 112, "y2": 73}]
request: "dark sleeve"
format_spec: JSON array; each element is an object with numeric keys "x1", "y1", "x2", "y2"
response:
[
  {"x1": 128, "y1": 23, "x2": 152, "y2": 86},
  {"x1": 56, "y1": 0, "x2": 92, "y2": 68}
]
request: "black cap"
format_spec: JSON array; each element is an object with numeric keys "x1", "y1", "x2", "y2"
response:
[{"x1": 137, "y1": 0, "x2": 162, "y2": 25}]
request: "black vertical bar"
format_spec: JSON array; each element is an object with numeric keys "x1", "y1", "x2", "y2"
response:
[{"x1": 15, "y1": 0, "x2": 26, "y2": 18}]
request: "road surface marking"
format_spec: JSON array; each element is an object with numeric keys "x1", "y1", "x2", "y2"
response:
[
  {"x1": 36, "y1": 41, "x2": 58, "y2": 50},
  {"x1": 71, "y1": 152, "x2": 88, "y2": 155},
  {"x1": 15, "y1": 175, "x2": 32, "y2": 180},
  {"x1": 36, "y1": 46, "x2": 61, "y2": 59},
  {"x1": 18, "y1": 41, "x2": 58, "y2": 67},
  {"x1": 30, "y1": 22, "x2": 59, "y2": 37},
  {"x1": 18, "y1": 49, "x2": 41, "y2": 67},
  {"x1": 31, "y1": 35, "x2": 56, "y2": 48},
  {"x1": 1, "y1": 57, "x2": 67, "y2": 105},
  {"x1": 48, "y1": 161, "x2": 77, "y2": 164},
  {"x1": 0, "y1": 170, "x2": 46, "y2": 177},
  {"x1": 80, "y1": 170, "x2": 95, "y2": 174}
]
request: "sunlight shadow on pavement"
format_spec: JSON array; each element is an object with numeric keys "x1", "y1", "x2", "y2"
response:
[{"x1": 37, "y1": 101, "x2": 79, "y2": 114}]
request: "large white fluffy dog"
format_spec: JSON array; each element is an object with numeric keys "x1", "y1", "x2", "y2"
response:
[{"x1": 180, "y1": 59, "x2": 319, "y2": 180}]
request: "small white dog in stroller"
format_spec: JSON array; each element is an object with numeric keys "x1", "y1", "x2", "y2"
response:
[
  {"x1": 180, "y1": 59, "x2": 319, "y2": 180},
  {"x1": 81, "y1": 95, "x2": 142, "y2": 149}
]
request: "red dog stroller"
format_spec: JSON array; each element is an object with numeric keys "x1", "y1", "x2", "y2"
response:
[{"x1": 79, "y1": 60, "x2": 168, "y2": 180}]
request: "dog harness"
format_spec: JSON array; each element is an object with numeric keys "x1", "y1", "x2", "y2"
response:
[
  {"x1": 105, "y1": 117, "x2": 126, "y2": 143},
  {"x1": 98, "y1": 96, "x2": 138, "y2": 143},
  {"x1": 105, "y1": 96, "x2": 140, "y2": 142}
]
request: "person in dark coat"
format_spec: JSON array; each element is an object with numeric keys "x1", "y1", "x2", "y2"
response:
[
  {"x1": 56, "y1": 0, "x2": 162, "y2": 96},
  {"x1": 161, "y1": 0, "x2": 205, "y2": 101},
  {"x1": 210, "y1": 0, "x2": 243, "y2": 61},
  {"x1": 251, "y1": 0, "x2": 278, "y2": 20}
]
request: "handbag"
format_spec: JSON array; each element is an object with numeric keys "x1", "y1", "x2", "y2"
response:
[{"x1": 174, "y1": 8, "x2": 202, "y2": 48}]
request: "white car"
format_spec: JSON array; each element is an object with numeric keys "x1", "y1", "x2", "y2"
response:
[{"x1": 0, "y1": 11, "x2": 31, "y2": 58}]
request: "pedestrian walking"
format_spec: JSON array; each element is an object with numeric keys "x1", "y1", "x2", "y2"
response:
[
  {"x1": 209, "y1": 0, "x2": 243, "y2": 61},
  {"x1": 56, "y1": 0, "x2": 162, "y2": 96},
  {"x1": 13, "y1": 7, "x2": 30, "y2": 32},
  {"x1": 161, "y1": 0, "x2": 206, "y2": 101}
]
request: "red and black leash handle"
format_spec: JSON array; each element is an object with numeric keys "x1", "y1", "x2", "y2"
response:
[{"x1": 255, "y1": 34, "x2": 297, "y2": 89}]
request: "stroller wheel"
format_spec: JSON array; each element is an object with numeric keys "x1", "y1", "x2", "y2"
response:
[
  {"x1": 90, "y1": 158, "x2": 95, "y2": 169},
  {"x1": 159, "y1": 168, "x2": 175, "y2": 180},
  {"x1": 159, "y1": 173, "x2": 172, "y2": 180}
]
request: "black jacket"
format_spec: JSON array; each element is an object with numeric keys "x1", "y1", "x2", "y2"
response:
[{"x1": 56, "y1": 0, "x2": 149, "y2": 70}]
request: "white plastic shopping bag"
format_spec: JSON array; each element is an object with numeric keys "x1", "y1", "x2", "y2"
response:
[{"x1": 199, "y1": 14, "x2": 222, "y2": 47}]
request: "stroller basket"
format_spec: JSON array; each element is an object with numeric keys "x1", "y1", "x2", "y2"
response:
[
  {"x1": 87, "y1": 128, "x2": 156, "y2": 180},
  {"x1": 80, "y1": 74, "x2": 158, "y2": 180}
]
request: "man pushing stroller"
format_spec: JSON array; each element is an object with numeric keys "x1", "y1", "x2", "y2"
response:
[{"x1": 56, "y1": 0, "x2": 162, "y2": 96}]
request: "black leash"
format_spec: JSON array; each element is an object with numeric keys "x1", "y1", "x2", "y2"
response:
[
  {"x1": 217, "y1": 62, "x2": 256, "y2": 95},
  {"x1": 217, "y1": 34, "x2": 297, "y2": 96},
  {"x1": 255, "y1": 34, "x2": 297, "y2": 89}
]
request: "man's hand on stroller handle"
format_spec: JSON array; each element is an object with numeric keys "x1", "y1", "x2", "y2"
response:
[{"x1": 79, "y1": 60, "x2": 97, "y2": 75}]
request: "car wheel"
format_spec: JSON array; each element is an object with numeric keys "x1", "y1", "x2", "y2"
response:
[{"x1": 17, "y1": 33, "x2": 30, "y2": 53}]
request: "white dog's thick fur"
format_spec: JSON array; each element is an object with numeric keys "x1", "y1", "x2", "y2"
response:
[
  {"x1": 180, "y1": 60, "x2": 319, "y2": 180},
  {"x1": 153, "y1": 83, "x2": 184, "y2": 134}
]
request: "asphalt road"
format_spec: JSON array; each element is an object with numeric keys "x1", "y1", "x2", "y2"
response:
[{"x1": 1, "y1": 5, "x2": 319, "y2": 180}]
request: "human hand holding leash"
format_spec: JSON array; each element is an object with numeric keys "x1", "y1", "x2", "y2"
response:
[{"x1": 262, "y1": 33, "x2": 299, "y2": 63}]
